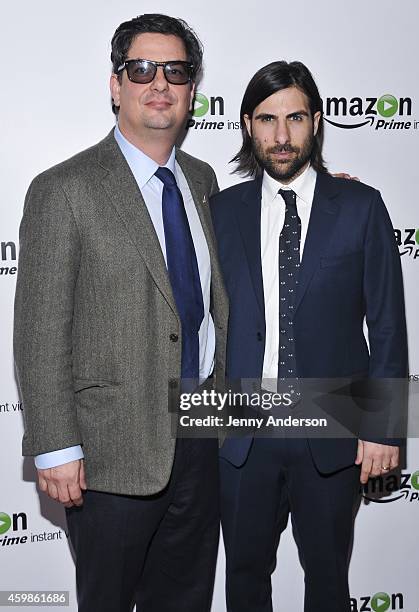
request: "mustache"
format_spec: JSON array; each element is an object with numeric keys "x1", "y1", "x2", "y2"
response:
[{"x1": 266, "y1": 144, "x2": 298, "y2": 154}]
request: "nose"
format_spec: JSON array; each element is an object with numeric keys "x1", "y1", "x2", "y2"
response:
[
  {"x1": 274, "y1": 118, "x2": 290, "y2": 145},
  {"x1": 151, "y1": 66, "x2": 169, "y2": 92}
]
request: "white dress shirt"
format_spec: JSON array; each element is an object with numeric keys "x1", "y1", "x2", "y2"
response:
[
  {"x1": 35, "y1": 125, "x2": 215, "y2": 469},
  {"x1": 261, "y1": 164, "x2": 317, "y2": 389}
]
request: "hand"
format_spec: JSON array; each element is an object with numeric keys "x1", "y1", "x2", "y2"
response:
[
  {"x1": 355, "y1": 440, "x2": 399, "y2": 484},
  {"x1": 37, "y1": 459, "x2": 87, "y2": 507},
  {"x1": 332, "y1": 172, "x2": 360, "y2": 181}
]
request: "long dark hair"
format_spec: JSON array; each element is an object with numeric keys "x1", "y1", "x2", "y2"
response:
[{"x1": 231, "y1": 61, "x2": 327, "y2": 176}]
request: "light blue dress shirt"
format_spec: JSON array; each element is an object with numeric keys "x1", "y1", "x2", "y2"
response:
[{"x1": 35, "y1": 125, "x2": 215, "y2": 469}]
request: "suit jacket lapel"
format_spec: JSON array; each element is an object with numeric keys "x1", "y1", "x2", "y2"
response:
[
  {"x1": 236, "y1": 178, "x2": 265, "y2": 316},
  {"x1": 294, "y1": 172, "x2": 341, "y2": 316},
  {"x1": 176, "y1": 152, "x2": 229, "y2": 324},
  {"x1": 176, "y1": 152, "x2": 214, "y2": 266},
  {"x1": 97, "y1": 130, "x2": 178, "y2": 316}
]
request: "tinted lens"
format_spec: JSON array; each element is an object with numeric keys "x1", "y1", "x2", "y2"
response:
[
  {"x1": 126, "y1": 60, "x2": 156, "y2": 83},
  {"x1": 164, "y1": 62, "x2": 191, "y2": 84}
]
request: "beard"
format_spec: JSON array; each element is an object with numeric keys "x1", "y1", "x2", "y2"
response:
[{"x1": 253, "y1": 133, "x2": 314, "y2": 183}]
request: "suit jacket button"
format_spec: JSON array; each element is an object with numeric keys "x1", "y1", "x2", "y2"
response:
[
  {"x1": 170, "y1": 333, "x2": 179, "y2": 343},
  {"x1": 257, "y1": 332, "x2": 263, "y2": 341}
]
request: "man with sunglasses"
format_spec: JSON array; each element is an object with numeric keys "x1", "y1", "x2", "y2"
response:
[{"x1": 14, "y1": 13, "x2": 228, "y2": 612}]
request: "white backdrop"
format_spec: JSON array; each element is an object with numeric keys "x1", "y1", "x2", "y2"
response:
[{"x1": 1, "y1": 1, "x2": 418, "y2": 610}]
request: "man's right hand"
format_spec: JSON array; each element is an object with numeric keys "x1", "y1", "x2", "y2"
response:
[{"x1": 37, "y1": 459, "x2": 87, "y2": 507}]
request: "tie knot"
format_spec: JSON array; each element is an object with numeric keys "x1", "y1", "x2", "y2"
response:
[
  {"x1": 278, "y1": 189, "x2": 297, "y2": 208},
  {"x1": 155, "y1": 166, "x2": 177, "y2": 188}
]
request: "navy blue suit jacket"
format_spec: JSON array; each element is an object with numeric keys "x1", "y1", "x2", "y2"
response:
[{"x1": 210, "y1": 171, "x2": 408, "y2": 473}]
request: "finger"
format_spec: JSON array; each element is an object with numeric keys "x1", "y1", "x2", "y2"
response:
[
  {"x1": 56, "y1": 482, "x2": 72, "y2": 506},
  {"x1": 355, "y1": 440, "x2": 364, "y2": 465},
  {"x1": 68, "y1": 483, "x2": 84, "y2": 507},
  {"x1": 369, "y1": 448, "x2": 385, "y2": 477},
  {"x1": 79, "y1": 462, "x2": 87, "y2": 490},
  {"x1": 370, "y1": 460, "x2": 383, "y2": 477},
  {"x1": 38, "y1": 475, "x2": 48, "y2": 492},
  {"x1": 46, "y1": 481, "x2": 59, "y2": 500},
  {"x1": 389, "y1": 448, "x2": 399, "y2": 470},
  {"x1": 360, "y1": 457, "x2": 372, "y2": 484},
  {"x1": 389, "y1": 457, "x2": 398, "y2": 470},
  {"x1": 379, "y1": 451, "x2": 391, "y2": 472}
]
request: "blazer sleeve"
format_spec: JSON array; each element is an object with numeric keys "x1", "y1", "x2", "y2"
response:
[
  {"x1": 358, "y1": 189, "x2": 408, "y2": 445},
  {"x1": 14, "y1": 173, "x2": 82, "y2": 456}
]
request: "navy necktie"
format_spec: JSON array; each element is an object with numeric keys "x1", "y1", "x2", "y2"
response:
[
  {"x1": 278, "y1": 189, "x2": 301, "y2": 401},
  {"x1": 155, "y1": 167, "x2": 204, "y2": 381}
]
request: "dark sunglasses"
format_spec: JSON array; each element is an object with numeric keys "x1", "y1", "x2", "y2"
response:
[{"x1": 117, "y1": 59, "x2": 193, "y2": 85}]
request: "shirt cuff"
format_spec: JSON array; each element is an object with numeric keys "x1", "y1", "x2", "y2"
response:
[{"x1": 35, "y1": 445, "x2": 84, "y2": 469}]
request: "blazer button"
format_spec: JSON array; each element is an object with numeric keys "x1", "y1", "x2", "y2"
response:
[
  {"x1": 170, "y1": 333, "x2": 179, "y2": 343},
  {"x1": 257, "y1": 332, "x2": 263, "y2": 341}
]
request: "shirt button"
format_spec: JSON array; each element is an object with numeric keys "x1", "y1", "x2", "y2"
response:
[{"x1": 169, "y1": 333, "x2": 179, "y2": 343}]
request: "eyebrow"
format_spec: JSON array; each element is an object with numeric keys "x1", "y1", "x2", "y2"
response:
[{"x1": 254, "y1": 109, "x2": 310, "y2": 120}]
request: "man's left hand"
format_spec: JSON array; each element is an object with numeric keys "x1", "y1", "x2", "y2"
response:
[
  {"x1": 332, "y1": 172, "x2": 360, "y2": 181},
  {"x1": 355, "y1": 440, "x2": 399, "y2": 484}
]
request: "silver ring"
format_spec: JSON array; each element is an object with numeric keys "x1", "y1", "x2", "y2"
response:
[{"x1": 381, "y1": 466, "x2": 390, "y2": 471}]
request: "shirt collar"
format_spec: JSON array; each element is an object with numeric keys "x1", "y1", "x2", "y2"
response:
[
  {"x1": 114, "y1": 123, "x2": 176, "y2": 189},
  {"x1": 262, "y1": 164, "x2": 317, "y2": 208}
]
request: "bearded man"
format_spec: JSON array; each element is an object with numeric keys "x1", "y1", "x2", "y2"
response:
[{"x1": 210, "y1": 60, "x2": 407, "y2": 612}]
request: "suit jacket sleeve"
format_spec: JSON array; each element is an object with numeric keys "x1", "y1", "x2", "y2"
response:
[
  {"x1": 14, "y1": 173, "x2": 82, "y2": 456},
  {"x1": 359, "y1": 189, "x2": 408, "y2": 445}
]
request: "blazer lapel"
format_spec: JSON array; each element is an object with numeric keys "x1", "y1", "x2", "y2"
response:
[
  {"x1": 236, "y1": 178, "x2": 265, "y2": 316},
  {"x1": 175, "y1": 152, "x2": 229, "y2": 324},
  {"x1": 175, "y1": 152, "x2": 215, "y2": 265},
  {"x1": 294, "y1": 172, "x2": 341, "y2": 316},
  {"x1": 97, "y1": 131, "x2": 178, "y2": 317}
]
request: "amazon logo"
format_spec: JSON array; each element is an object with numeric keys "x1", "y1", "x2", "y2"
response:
[
  {"x1": 324, "y1": 95, "x2": 413, "y2": 130},
  {"x1": 350, "y1": 591, "x2": 404, "y2": 612},
  {"x1": 362, "y1": 470, "x2": 419, "y2": 503}
]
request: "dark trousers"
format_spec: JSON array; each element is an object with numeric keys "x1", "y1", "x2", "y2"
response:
[
  {"x1": 66, "y1": 438, "x2": 219, "y2": 612},
  {"x1": 220, "y1": 437, "x2": 360, "y2": 612}
]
